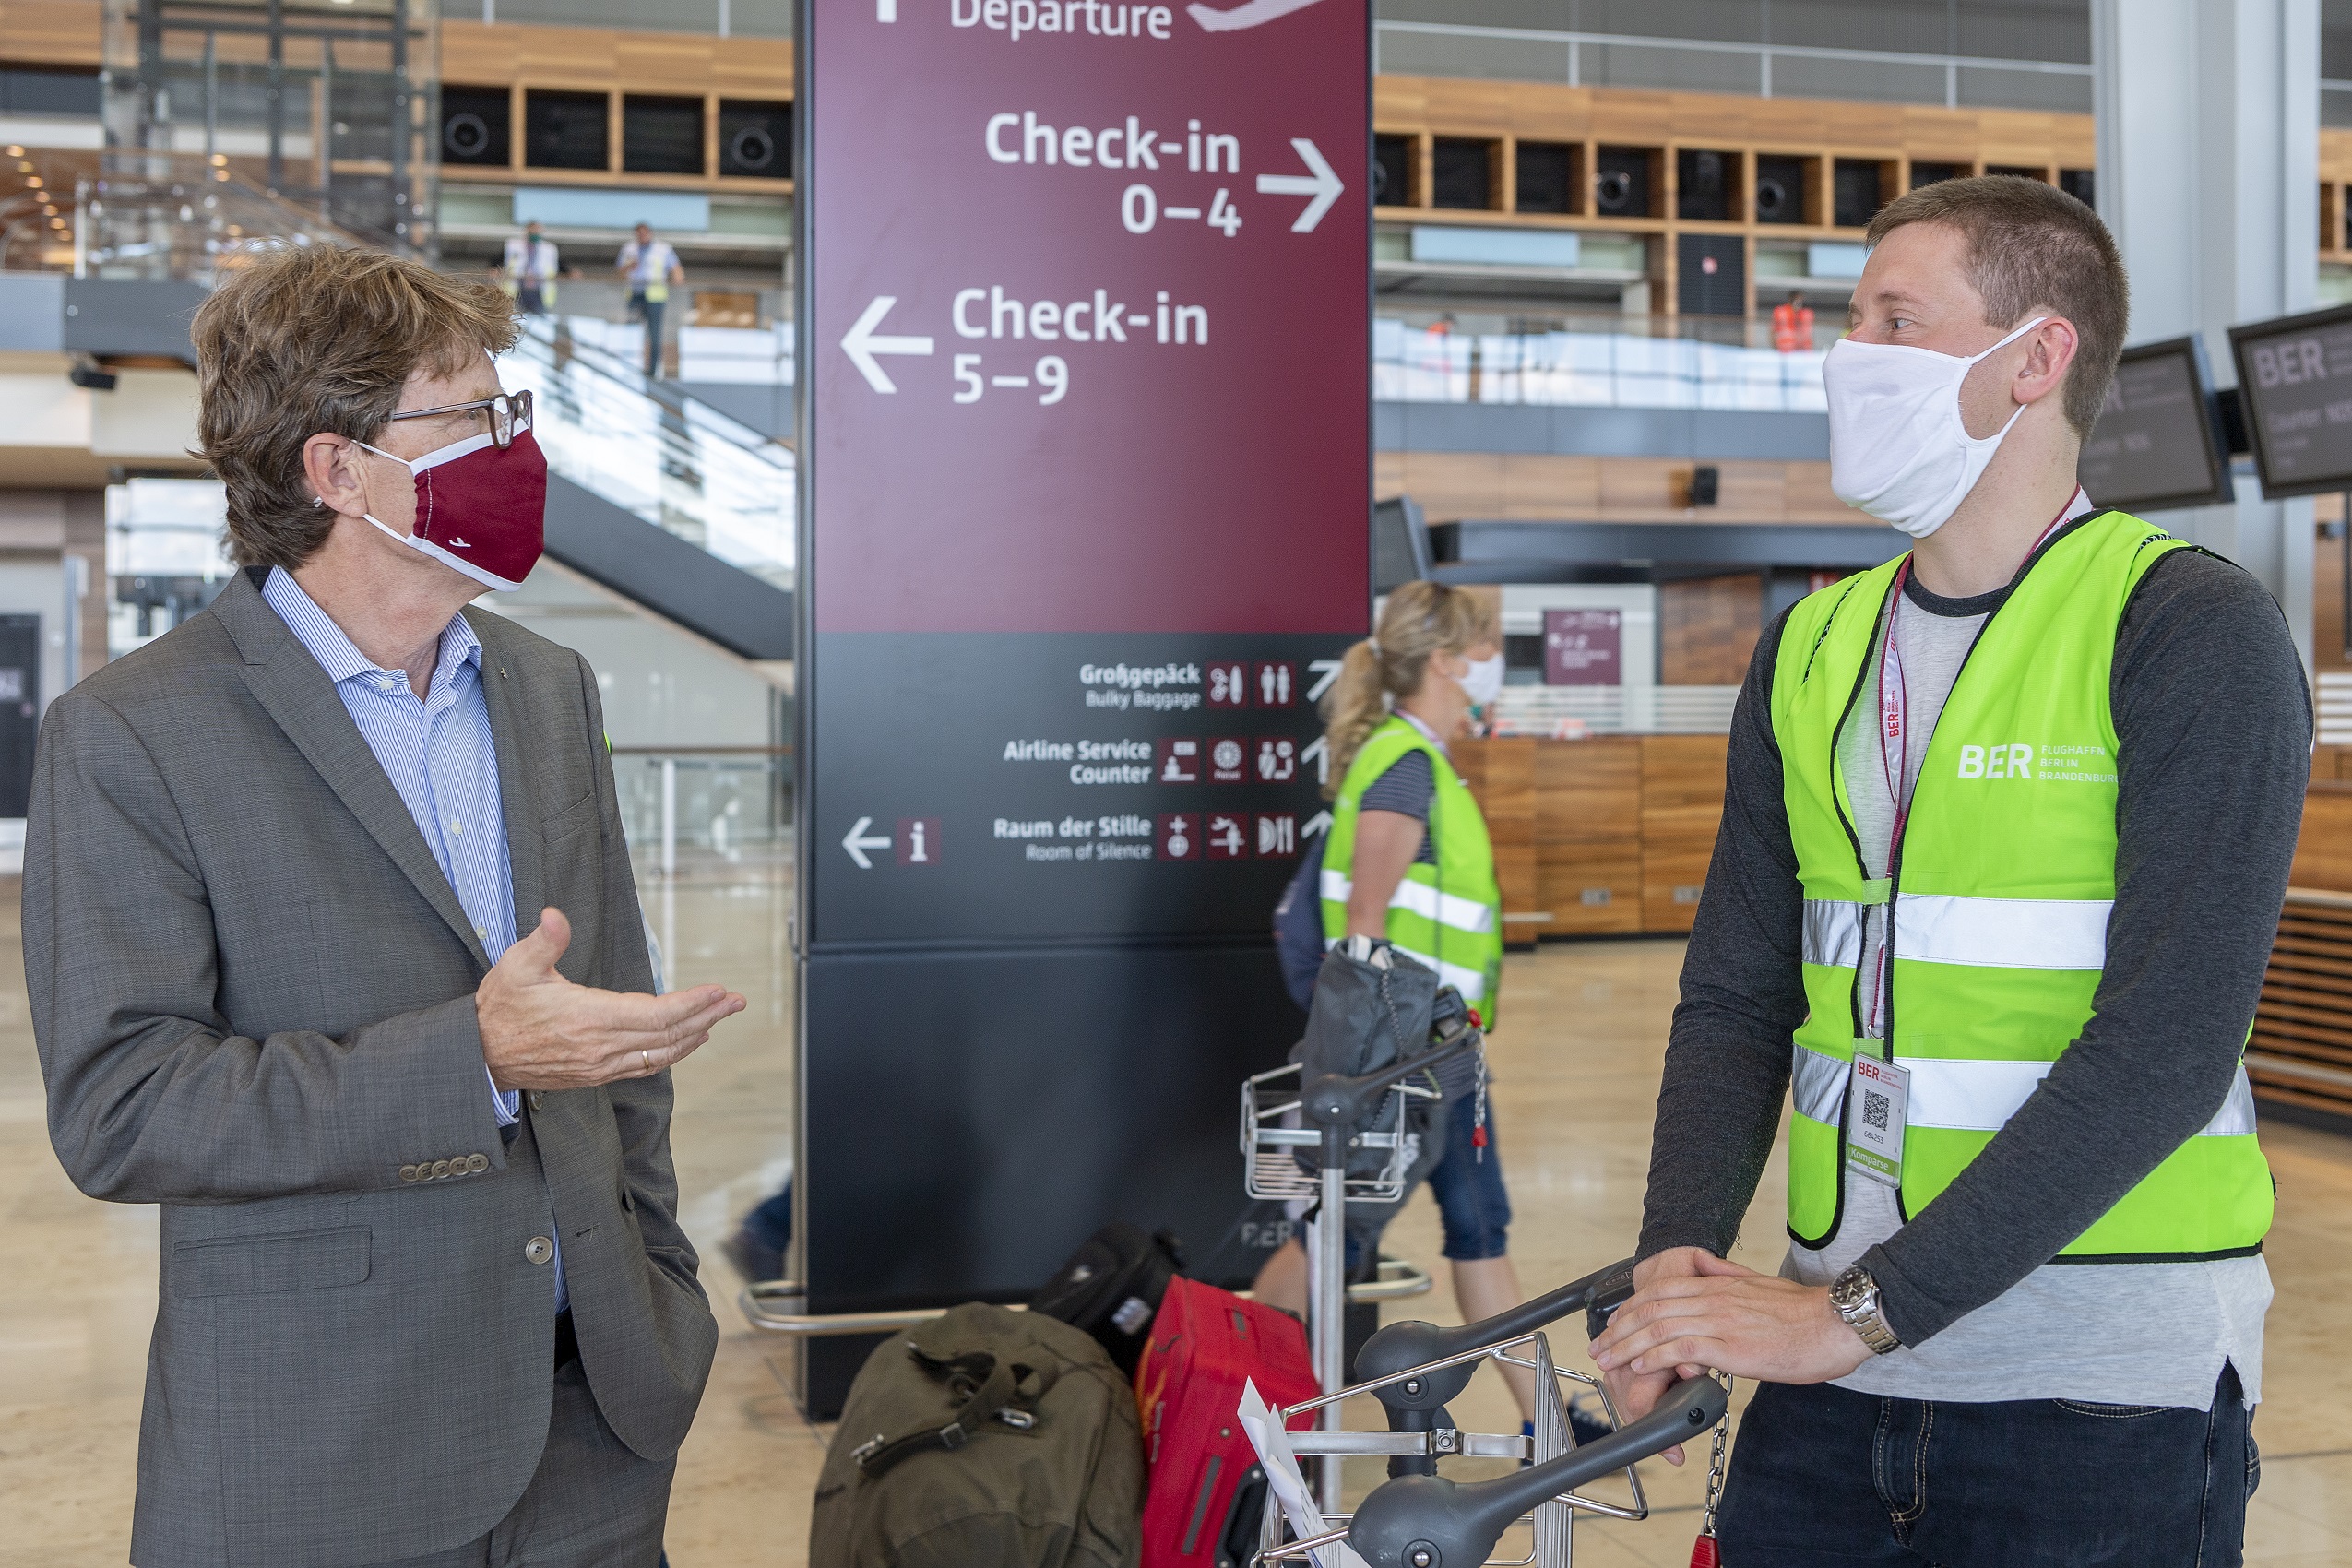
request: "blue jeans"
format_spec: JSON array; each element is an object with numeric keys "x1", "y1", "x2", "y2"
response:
[
  {"x1": 631, "y1": 292, "x2": 666, "y2": 376},
  {"x1": 1343, "y1": 1093, "x2": 1513, "y2": 1272},
  {"x1": 1715, "y1": 1366, "x2": 2256, "y2": 1566}
]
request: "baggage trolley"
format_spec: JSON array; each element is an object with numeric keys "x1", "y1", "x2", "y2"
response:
[{"x1": 1243, "y1": 1260, "x2": 1733, "y2": 1568}]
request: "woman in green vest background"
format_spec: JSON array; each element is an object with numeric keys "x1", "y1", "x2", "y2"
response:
[{"x1": 1253, "y1": 580, "x2": 1541, "y2": 1424}]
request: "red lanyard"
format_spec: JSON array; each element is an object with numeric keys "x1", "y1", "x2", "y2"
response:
[{"x1": 1868, "y1": 491, "x2": 2083, "y2": 1032}]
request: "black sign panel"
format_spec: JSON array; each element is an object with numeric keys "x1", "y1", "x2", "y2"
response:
[
  {"x1": 812, "y1": 635, "x2": 1339, "y2": 944},
  {"x1": 2076, "y1": 336, "x2": 2234, "y2": 513},
  {"x1": 2229, "y1": 303, "x2": 2352, "y2": 499}
]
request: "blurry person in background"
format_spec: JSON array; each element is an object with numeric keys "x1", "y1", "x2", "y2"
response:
[
  {"x1": 617, "y1": 221, "x2": 685, "y2": 378},
  {"x1": 503, "y1": 220, "x2": 569, "y2": 316},
  {"x1": 1773, "y1": 289, "x2": 1816, "y2": 353},
  {"x1": 27, "y1": 244, "x2": 744, "y2": 1567},
  {"x1": 1254, "y1": 581, "x2": 1545, "y2": 1431}
]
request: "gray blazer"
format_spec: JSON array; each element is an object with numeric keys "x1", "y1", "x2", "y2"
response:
[{"x1": 25, "y1": 567, "x2": 718, "y2": 1568}]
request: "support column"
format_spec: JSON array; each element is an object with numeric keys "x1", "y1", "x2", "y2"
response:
[{"x1": 2093, "y1": 0, "x2": 2320, "y2": 672}]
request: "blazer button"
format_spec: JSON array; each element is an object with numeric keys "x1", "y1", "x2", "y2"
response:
[
  {"x1": 529, "y1": 1092, "x2": 544, "y2": 1111},
  {"x1": 467, "y1": 1153, "x2": 490, "y2": 1173},
  {"x1": 430, "y1": 1159, "x2": 450, "y2": 1179},
  {"x1": 399, "y1": 1165, "x2": 419, "y2": 1182},
  {"x1": 525, "y1": 1236, "x2": 555, "y2": 1265}
]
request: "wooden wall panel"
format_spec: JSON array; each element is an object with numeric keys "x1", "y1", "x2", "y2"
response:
[
  {"x1": 1533, "y1": 738, "x2": 1643, "y2": 934},
  {"x1": 1455, "y1": 738, "x2": 1540, "y2": 942},
  {"x1": 0, "y1": 0, "x2": 102, "y2": 66},
  {"x1": 1380, "y1": 451, "x2": 1877, "y2": 527},
  {"x1": 1373, "y1": 75, "x2": 2095, "y2": 167},
  {"x1": 441, "y1": 21, "x2": 792, "y2": 98},
  {"x1": 1640, "y1": 734, "x2": 1728, "y2": 932},
  {"x1": 1457, "y1": 733, "x2": 1730, "y2": 937},
  {"x1": 1660, "y1": 574, "x2": 1764, "y2": 686},
  {"x1": 2292, "y1": 785, "x2": 2352, "y2": 895}
]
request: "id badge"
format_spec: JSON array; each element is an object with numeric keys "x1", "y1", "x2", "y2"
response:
[{"x1": 1845, "y1": 1054, "x2": 1910, "y2": 1188}]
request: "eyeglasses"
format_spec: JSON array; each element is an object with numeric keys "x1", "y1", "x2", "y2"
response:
[{"x1": 386, "y1": 388, "x2": 533, "y2": 449}]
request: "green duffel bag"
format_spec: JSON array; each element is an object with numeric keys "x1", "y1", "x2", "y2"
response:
[{"x1": 811, "y1": 1302, "x2": 1145, "y2": 1568}]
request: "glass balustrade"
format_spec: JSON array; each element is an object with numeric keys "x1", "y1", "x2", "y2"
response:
[
  {"x1": 1373, "y1": 315, "x2": 1829, "y2": 412},
  {"x1": 499, "y1": 316, "x2": 795, "y2": 593}
]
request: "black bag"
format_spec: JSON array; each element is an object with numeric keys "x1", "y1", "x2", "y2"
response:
[
  {"x1": 812, "y1": 1303, "x2": 1144, "y2": 1568},
  {"x1": 1271, "y1": 836, "x2": 1326, "y2": 1013},
  {"x1": 1291, "y1": 938, "x2": 1449, "y2": 1184},
  {"x1": 1028, "y1": 1222, "x2": 1186, "y2": 1377}
]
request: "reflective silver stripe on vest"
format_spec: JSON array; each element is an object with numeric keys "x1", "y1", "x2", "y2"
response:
[
  {"x1": 1892, "y1": 893, "x2": 2112, "y2": 971},
  {"x1": 1906, "y1": 1058, "x2": 2256, "y2": 1136},
  {"x1": 1791, "y1": 1043, "x2": 1850, "y2": 1125},
  {"x1": 1320, "y1": 870, "x2": 1494, "y2": 936},
  {"x1": 1801, "y1": 900, "x2": 1861, "y2": 969}
]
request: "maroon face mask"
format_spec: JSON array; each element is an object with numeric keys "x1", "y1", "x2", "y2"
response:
[{"x1": 358, "y1": 425, "x2": 549, "y2": 591}]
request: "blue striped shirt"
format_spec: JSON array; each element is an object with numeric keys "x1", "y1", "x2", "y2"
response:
[{"x1": 264, "y1": 567, "x2": 564, "y2": 1312}]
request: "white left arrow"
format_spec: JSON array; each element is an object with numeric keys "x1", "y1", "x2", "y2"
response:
[
  {"x1": 1301, "y1": 809, "x2": 1334, "y2": 838},
  {"x1": 841, "y1": 814, "x2": 892, "y2": 869},
  {"x1": 1256, "y1": 138, "x2": 1343, "y2": 233},
  {"x1": 840, "y1": 296, "x2": 934, "y2": 393}
]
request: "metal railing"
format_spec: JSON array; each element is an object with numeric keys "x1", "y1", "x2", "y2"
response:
[
  {"x1": 68, "y1": 153, "x2": 367, "y2": 281},
  {"x1": 740, "y1": 1258, "x2": 1433, "y2": 1337},
  {"x1": 1377, "y1": 318, "x2": 1827, "y2": 411},
  {"x1": 612, "y1": 747, "x2": 792, "y2": 875},
  {"x1": 1374, "y1": 19, "x2": 2092, "y2": 109},
  {"x1": 1486, "y1": 685, "x2": 1740, "y2": 738}
]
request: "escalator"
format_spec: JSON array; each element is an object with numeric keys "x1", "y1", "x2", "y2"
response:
[{"x1": 500, "y1": 319, "x2": 794, "y2": 661}]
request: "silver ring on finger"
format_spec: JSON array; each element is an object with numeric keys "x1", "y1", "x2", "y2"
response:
[{"x1": 642, "y1": 1048, "x2": 653, "y2": 1075}]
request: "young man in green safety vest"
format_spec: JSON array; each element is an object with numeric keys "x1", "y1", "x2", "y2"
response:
[{"x1": 1592, "y1": 176, "x2": 2310, "y2": 1562}]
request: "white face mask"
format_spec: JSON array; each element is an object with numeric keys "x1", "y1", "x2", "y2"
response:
[
  {"x1": 1454, "y1": 652, "x2": 1505, "y2": 707},
  {"x1": 1823, "y1": 315, "x2": 2047, "y2": 540}
]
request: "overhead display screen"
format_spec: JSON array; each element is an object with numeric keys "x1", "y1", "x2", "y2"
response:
[
  {"x1": 2076, "y1": 336, "x2": 2233, "y2": 512},
  {"x1": 2229, "y1": 303, "x2": 2352, "y2": 499}
]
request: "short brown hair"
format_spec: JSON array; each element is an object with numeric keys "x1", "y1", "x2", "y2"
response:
[
  {"x1": 192, "y1": 244, "x2": 519, "y2": 570},
  {"x1": 1866, "y1": 174, "x2": 2128, "y2": 437}
]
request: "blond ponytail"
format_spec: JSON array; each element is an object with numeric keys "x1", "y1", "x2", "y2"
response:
[{"x1": 1320, "y1": 580, "x2": 1501, "y2": 798}]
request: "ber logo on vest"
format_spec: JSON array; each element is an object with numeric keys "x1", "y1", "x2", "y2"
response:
[{"x1": 1956, "y1": 742, "x2": 2116, "y2": 783}]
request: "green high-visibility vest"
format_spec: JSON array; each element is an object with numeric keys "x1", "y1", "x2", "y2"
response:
[
  {"x1": 1320, "y1": 715, "x2": 1504, "y2": 1025},
  {"x1": 1771, "y1": 509, "x2": 2270, "y2": 1260}
]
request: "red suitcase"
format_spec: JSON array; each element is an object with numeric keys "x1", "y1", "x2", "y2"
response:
[{"x1": 1134, "y1": 1277, "x2": 1320, "y2": 1568}]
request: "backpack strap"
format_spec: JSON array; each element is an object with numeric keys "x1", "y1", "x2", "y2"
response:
[{"x1": 848, "y1": 1345, "x2": 1054, "y2": 1479}]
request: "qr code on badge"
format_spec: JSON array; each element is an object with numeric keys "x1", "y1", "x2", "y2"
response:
[{"x1": 1862, "y1": 1089, "x2": 1891, "y2": 1132}]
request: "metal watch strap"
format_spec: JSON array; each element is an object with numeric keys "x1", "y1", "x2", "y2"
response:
[{"x1": 1832, "y1": 1265, "x2": 1901, "y2": 1355}]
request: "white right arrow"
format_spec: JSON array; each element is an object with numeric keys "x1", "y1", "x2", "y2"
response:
[
  {"x1": 1256, "y1": 138, "x2": 1343, "y2": 233},
  {"x1": 840, "y1": 296, "x2": 934, "y2": 393},
  {"x1": 1306, "y1": 658, "x2": 1343, "y2": 701},
  {"x1": 841, "y1": 814, "x2": 893, "y2": 870}
]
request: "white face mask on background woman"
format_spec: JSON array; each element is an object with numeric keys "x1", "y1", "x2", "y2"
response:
[
  {"x1": 1823, "y1": 315, "x2": 2046, "y2": 540},
  {"x1": 1454, "y1": 651, "x2": 1505, "y2": 707}
]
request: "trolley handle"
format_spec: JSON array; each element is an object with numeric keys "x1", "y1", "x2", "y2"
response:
[
  {"x1": 1346, "y1": 1373, "x2": 1729, "y2": 1568},
  {"x1": 1351, "y1": 1255, "x2": 1636, "y2": 1412},
  {"x1": 1297, "y1": 1027, "x2": 1479, "y2": 1134}
]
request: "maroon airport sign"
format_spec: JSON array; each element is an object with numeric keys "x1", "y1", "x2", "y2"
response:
[{"x1": 805, "y1": 0, "x2": 1369, "y2": 637}]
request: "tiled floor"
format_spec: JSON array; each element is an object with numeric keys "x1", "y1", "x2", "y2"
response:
[{"x1": 6, "y1": 860, "x2": 2352, "y2": 1564}]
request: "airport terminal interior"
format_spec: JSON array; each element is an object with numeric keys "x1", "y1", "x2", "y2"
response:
[{"x1": 9, "y1": 0, "x2": 2352, "y2": 1562}]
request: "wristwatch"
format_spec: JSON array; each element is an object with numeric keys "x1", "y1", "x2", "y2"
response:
[{"x1": 1829, "y1": 1265, "x2": 1902, "y2": 1355}]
